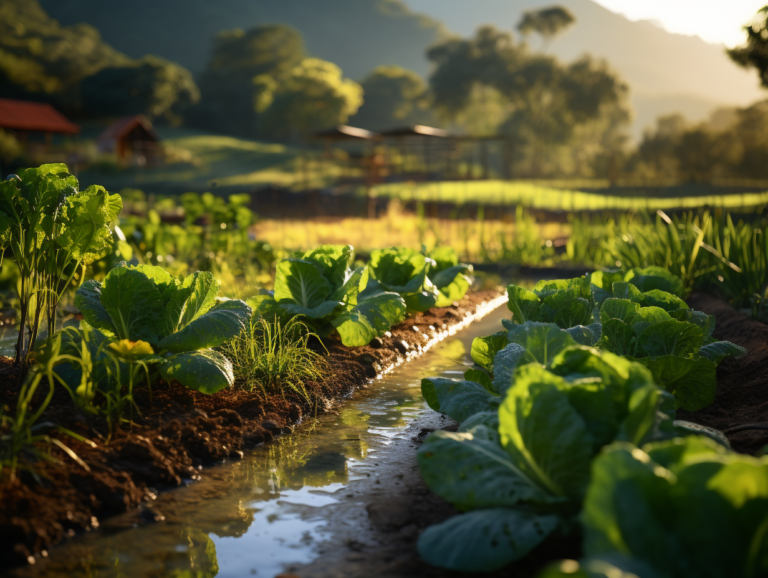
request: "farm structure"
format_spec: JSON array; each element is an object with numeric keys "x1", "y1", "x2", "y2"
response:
[
  {"x1": 97, "y1": 114, "x2": 163, "y2": 166},
  {"x1": 0, "y1": 98, "x2": 80, "y2": 163}
]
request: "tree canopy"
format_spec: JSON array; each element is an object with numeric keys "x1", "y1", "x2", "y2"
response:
[
  {"x1": 517, "y1": 6, "x2": 575, "y2": 44},
  {"x1": 728, "y1": 6, "x2": 768, "y2": 88},
  {"x1": 348, "y1": 66, "x2": 434, "y2": 130}
]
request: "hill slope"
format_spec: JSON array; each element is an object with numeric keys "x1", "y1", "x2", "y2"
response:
[{"x1": 39, "y1": 0, "x2": 447, "y2": 80}]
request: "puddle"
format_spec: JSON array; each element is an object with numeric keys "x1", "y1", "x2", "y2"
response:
[{"x1": 11, "y1": 303, "x2": 510, "y2": 578}]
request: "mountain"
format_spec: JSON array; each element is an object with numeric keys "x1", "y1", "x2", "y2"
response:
[
  {"x1": 403, "y1": 0, "x2": 765, "y2": 137},
  {"x1": 38, "y1": 0, "x2": 447, "y2": 80}
]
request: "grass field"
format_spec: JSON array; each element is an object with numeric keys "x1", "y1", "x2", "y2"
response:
[
  {"x1": 366, "y1": 180, "x2": 768, "y2": 212},
  {"x1": 77, "y1": 127, "x2": 353, "y2": 194}
]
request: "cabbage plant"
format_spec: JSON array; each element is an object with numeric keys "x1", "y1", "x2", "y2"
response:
[
  {"x1": 364, "y1": 247, "x2": 440, "y2": 313},
  {"x1": 252, "y1": 245, "x2": 407, "y2": 347},
  {"x1": 425, "y1": 247, "x2": 472, "y2": 307},
  {"x1": 73, "y1": 264, "x2": 250, "y2": 393},
  {"x1": 507, "y1": 277, "x2": 597, "y2": 330},
  {"x1": 581, "y1": 436, "x2": 768, "y2": 578},
  {"x1": 416, "y1": 347, "x2": 679, "y2": 572}
]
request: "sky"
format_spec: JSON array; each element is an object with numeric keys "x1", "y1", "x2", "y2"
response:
[{"x1": 592, "y1": 0, "x2": 765, "y2": 47}]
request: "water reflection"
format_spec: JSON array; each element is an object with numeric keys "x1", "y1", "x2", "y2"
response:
[{"x1": 10, "y1": 307, "x2": 506, "y2": 578}]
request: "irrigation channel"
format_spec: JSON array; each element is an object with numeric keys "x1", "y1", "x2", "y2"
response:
[{"x1": 10, "y1": 299, "x2": 510, "y2": 578}]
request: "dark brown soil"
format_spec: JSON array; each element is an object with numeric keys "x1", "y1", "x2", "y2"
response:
[
  {"x1": 679, "y1": 292, "x2": 768, "y2": 454},
  {"x1": 0, "y1": 290, "x2": 502, "y2": 569}
]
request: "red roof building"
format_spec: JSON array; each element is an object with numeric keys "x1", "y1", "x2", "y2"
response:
[
  {"x1": 0, "y1": 98, "x2": 80, "y2": 135},
  {"x1": 97, "y1": 115, "x2": 163, "y2": 165}
]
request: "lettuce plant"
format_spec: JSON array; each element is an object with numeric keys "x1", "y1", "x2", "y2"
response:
[
  {"x1": 73, "y1": 264, "x2": 250, "y2": 393},
  {"x1": 0, "y1": 164, "x2": 122, "y2": 364},
  {"x1": 252, "y1": 245, "x2": 406, "y2": 347},
  {"x1": 416, "y1": 347, "x2": 678, "y2": 572},
  {"x1": 597, "y1": 289, "x2": 745, "y2": 411},
  {"x1": 506, "y1": 277, "x2": 597, "y2": 331},
  {"x1": 581, "y1": 436, "x2": 768, "y2": 578},
  {"x1": 364, "y1": 247, "x2": 440, "y2": 313},
  {"x1": 425, "y1": 247, "x2": 472, "y2": 307}
]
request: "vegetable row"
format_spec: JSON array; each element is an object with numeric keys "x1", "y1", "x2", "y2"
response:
[{"x1": 414, "y1": 268, "x2": 764, "y2": 577}]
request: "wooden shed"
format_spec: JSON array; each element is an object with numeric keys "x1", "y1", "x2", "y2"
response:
[{"x1": 97, "y1": 115, "x2": 163, "y2": 166}]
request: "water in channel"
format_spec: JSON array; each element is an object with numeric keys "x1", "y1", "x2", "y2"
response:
[{"x1": 10, "y1": 305, "x2": 509, "y2": 578}]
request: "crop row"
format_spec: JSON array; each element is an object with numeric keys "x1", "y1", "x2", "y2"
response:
[{"x1": 414, "y1": 268, "x2": 764, "y2": 577}]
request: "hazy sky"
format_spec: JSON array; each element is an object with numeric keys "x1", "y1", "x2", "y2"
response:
[{"x1": 593, "y1": 0, "x2": 764, "y2": 47}]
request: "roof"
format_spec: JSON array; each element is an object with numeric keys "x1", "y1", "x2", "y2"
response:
[
  {"x1": 313, "y1": 125, "x2": 380, "y2": 140},
  {"x1": 97, "y1": 115, "x2": 160, "y2": 144},
  {"x1": 0, "y1": 98, "x2": 80, "y2": 134},
  {"x1": 380, "y1": 125, "x2": 449, "y2": 138}
]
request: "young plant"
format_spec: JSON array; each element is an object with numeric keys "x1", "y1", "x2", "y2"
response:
[
  {"x1": 425, "y1": 247, "x2": 472, "y2": 307},
  {"x1": 253, "y1": 245, "x2": 407, "y2": 347},
  {"x1": 221, "y1": 316, "x2": 327, "y2": 403},
  {"x1": 416, "y1": 347, "x2": 680, "y2": 572},
  {"x1": 365, "y1": 247, "x2": 439, "y2": 313},
  {"x1": 73, "y1": 264, "x2": 251, "y2": 393},
  {"x1": 0, "y1": 164, "x2": 122, "y2": 364},
  {"x1": 506, "y1": 277, "x2": 597, "y2": 331}
]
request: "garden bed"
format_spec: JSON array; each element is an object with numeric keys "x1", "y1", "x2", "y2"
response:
[
  {"x1": 679, "y1": 292, "x2": 768, "y2": 454},
  {"x1": 0, "y1": 289, "x2": 504, "y2": 569}
]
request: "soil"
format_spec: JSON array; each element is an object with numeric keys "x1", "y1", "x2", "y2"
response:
[
  {"x1": 679, "y1": 292, "x2": 768, "y2": 454},
  {"x1": 0, "y1": 289, "x2": 502, "y2": 569}
]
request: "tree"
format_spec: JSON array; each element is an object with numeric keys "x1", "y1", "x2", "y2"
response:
[
  {"x1": 517, "y1": 6, "x2": 575, "y2": 49},
  {"x1": 257, "y1": 58, "x2": 363, "y2": 140},
  {"x1": 348, "y1": 65, "x2": 433, "y2": 130},
  {"x1": 80, "y1": 56, "x2": 200, "y2": 124},
  {"x1": 192, "y1": 25, "x2": 306, "y2": 136},
  {"x1": 728, "y1": 6, "x2": 768, "y2": 88},
  {"x1": 427, "y1": 26, "x2": 631, "y2": 177}
]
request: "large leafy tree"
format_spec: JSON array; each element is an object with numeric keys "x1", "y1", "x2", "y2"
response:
[
  {"x1": 80, "y1": 56, "x2": 200, "y2": 124},
  {"x1": 348, "y1": 65, "x2": 434, "y2": 130},
  {"x1": 256, "y1": 58, "x2": 363, "y2": 140},
  {"x1": 728, "y1": 5, "x2": 768, "y2": 87},
  {"x1": 517, "y1": 5, "x2": 575, "y2": 49},
  {"x1": 427, "y1": 26, "x2": 630, "y2": 178},
  {"x1": 192, "y1": 25, "x2": 306, "y2": 137}
]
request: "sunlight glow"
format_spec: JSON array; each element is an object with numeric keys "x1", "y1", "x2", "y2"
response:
[{"x1": 592, "y1": 0, "x2": 766, "y2": 47}]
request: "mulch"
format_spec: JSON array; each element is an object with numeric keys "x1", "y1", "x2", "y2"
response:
[{"x1": 0, "y1": 290, "x2": 501, "y2": 569}]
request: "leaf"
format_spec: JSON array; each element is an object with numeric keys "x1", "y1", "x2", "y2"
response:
[
  {"x1": 464, "y1": 368, "x2": 493, "y2": 392},
  {"x1": 329, "y1": 265, "x2": 368, "y2": 306},
  {"x1": 108, "y1": 339, "x2": 156, "y2": 362},
  {"x1": 598, "y1": 319, "x2": 636, "y2": 356},
  {"x1": 273, "y1": 259, "x2": 332, "y2": 309},
  {"x1": 600, "y1": 298, "x2": 641, "y2": 325},
  {"x1": 534, "y1": 277, "x2": 591, "y2": 300},
  {"x1": 417, "y1": 508, "x2": 560, "y2": 572},
  {"x1": 369, "y1": 247, "x2": 431, "y2": 294},
  {"x1": 421, "y1": 377, "x2": 500, "y2": 423},
  {"x1": 300, "y1": 244, "x2": 353, "y2": 289},
  {"x1": 540, "y1": 292, "x2": 592, "y2": 328},
  {"x1": 507, "y1": 284, "x2": 541, "y2": 324},
  {"x1": 159, "y1": 349, "x2": 234, "y2": 394},
  {"x1": 567, "y1": 324, "x2": 601, "y2": 346},
  {"x1": 100, "y1": 266, "x2": 164, "y2": 343},
  {"x1": 499, "y1": 364, "x2": 594, "y2": 500},
  {"x1": 491, "y1": 343, "x2": 527, "y2": 395},
  {"x1": 638, "y1": 355, "x2": 717, "y2": 411},
  {"x1": 433, "y1": 270, "x2": 471, "y2": 308},
  {"x1": 58, "y1": 185, "x2": 122, "y2": 262},
  {"x1": 626, "y1": 266, "x2": 685, "y2": 297},
  {"x1": 471, "y1": 332, "x2": 509, "y2": 372},
  {"x1": 279, "y1": 299, "x2": 342, "y2": 320},
  {"x1": 639, "y1": 289, "x2": 688, "y2": 313},
  {"x1": 162, "y1": 271, "x2": 220, "y2": 335},
  {"x1": 611, "y1": 281, "x2": 644, "y2": 303},
  {"x1": 403, "y1": 289, "x2": 438, "y2": 312},
  {"x1": 332, "y1": 291, "x2": 406, "y2": 346},
  {"x1": 132, "y1": 264, "x2": 180, "y2": 303},
  {"x1": 698, "y1": 341, "x2": 747, "y2": 364},
  {"x1": 74, "y1": 279, "x2": 117, "y2": 337},
  {"x1": 418, "y1": 428, "x2": 560, "y2": 509},
  {"x1": 157, "y1": 299, "x2": 251, "y2": 353},
  {"x1": 459, "y1": 411, "x2": 500, "y2": 434},
  {"x1": 672, "y1": 420, "x2": 731, "y2": 449},
  {"x1": 506, "y1": 322, "x2": 578, "y2": 365},
  {"x1": 636, "y1": 319, "x2": 703, "y2": 358}
]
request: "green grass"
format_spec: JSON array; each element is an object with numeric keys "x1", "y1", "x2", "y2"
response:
[
  {"x1": 77, "y1": 127, "x2": 352, "y2": 194},
  {"x1": 365, "y1": 180, "x2": 768, "y2": 212}
]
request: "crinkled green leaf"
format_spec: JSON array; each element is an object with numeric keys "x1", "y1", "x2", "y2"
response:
[
  {"x1": 470, "y1": 332, "x2": 509, "y2": 372},
  {"x1": 74, "y1": 279, "x2": 117, "y2": 337},
  {"x1": 506, "y1": 321, "x2": 578, "y2": 365},
  {"x1": 636, "y1": 319, "x2": 703, "y2": 358},
  {"x1": 273, "y1": 258, "x2": 332, "y2": 309},
  {"x1": 491, "y1": 343, "x2": 527, "y2": 395},
  {"x1": 567, "y1": 324, "x2": 601, "y2": 346},
  {"x1": 162, "y1": 271, "x2": 219, "y2": 335},
  {"x1": 637, "y1": 355, "x2": 717, "y2": 411},
  {"x1": 639, "y1": 289, "x2": 688, "y2": 313},
  {"x1": 421, "y1": 377, "x2": 500, "y2": 423},
  {"x1": 540, "y1": 292, "x2": 593, "y2": 328},
  {"x1": 600, "y1": 298, "x2": 641, "y2": 325},
  {"x1": 332, "y1": 291, "x2": 406, "y2": 347},
  {"x1": 626, "y1": 266, "x2": 685, "y2": 297},
  {"x1": 599, "y1": 318, "x2": 636, "y2": 356},
  {"x1": 506, "y1": 284, "x2": 541, "y2": 324},
  {"x1": 100, "y1": 266, "x2": 164, "y2": 343},
  {"x1": 698, "y1": 340, "x2": 746, "y2": 364}
]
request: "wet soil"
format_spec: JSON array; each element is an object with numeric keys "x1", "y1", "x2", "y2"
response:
[
  {"x1": 0, "y1": 290, "x2": 501, "y2": 569},
  {"x1": 680, "y1": 292, "x2": 768, "y2": 454}
]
